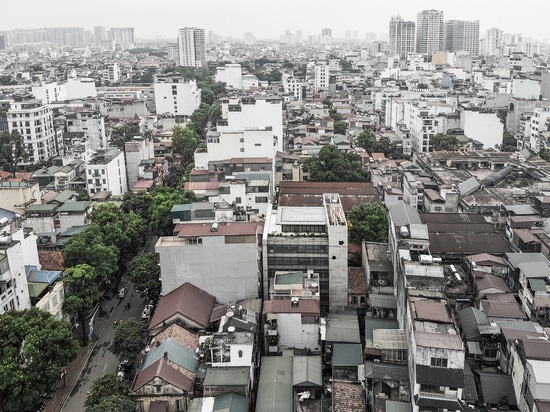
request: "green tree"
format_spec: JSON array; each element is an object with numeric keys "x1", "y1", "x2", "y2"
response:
[
  {"x1": 63, "y1": 264, "x2": 102, "y2": 346},
  {"x1": 539, "y1": 147, "x2": 550, "y2": 162},
  {"x1": 110, "y1": 124, "x2": 141, "y2": 150},
  {"x1": 356, "y1": 129, "x2": 377, "y2": 154},
  {"x1": 162, "y1": 164, "x2": 188, "y2": 189},
  {"x1": 302, "y1": 145, "x2": 366, "y2": 182},
  {"x1": 0, "y1": 308, "x2": 79, "y2": 412},
  {"x1": 171, "y1": 124, "x2": 199, "y2": 168},
  {"x1": 347, "y1": 202, "x2": 388, "y2": 244},
  {"x1": 111, "y1": 319, "x2": 149, "y2": 362},
  {"x1": 127, "y1": 252, "x2": 162, "y2": 302},
  {"x1": 430, "y1": 134, "x2": 459, "y2": 151},
  {"x1": 63, "y1": 227, "x2": 119, "y2": 282},
  {"x1": 148, "y1": 186, "x2": 196, "y2": 236},
  {"x1": 0, "y1": 130, "x2": 30, "y2": 176},
  {"x1": 501, "y1": 129, "x2": 517, "y2": 152},
  {"x1": 334, "y1": 120, "x2": 348, "y2": 135},
  {"x1": 88, "y1": 395, "x2": 136, "y2": 412},
  {"x1": 121, "y1": 191, "x2": 153, "y2": 223},
  {"x1": 84, "y1": 373, "x2": 132, "y2": 411},
  {"x1": 89, "y1": 203, "x2": 147, "y2": 271}
]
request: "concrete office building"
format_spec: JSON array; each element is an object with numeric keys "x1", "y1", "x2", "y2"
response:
[
  {"x1": 416, "y1": 9, "x2": 444, "y2": 56},
  {"x1": 443, "y1": 20, "x2": 480, "y2": 56},
  {"x1": 389, "y1": 16, "x2": 416, "y2": 60}
]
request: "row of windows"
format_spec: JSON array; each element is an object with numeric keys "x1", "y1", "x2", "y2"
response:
[
  {"x1": 268, "y1": 244, "x2": 329, "y2": 254},
  {"x1": 267, "y1": 256, "x2": 328, "y2": 267},
  {"x1": 281, "y1": 225, "x2": 326, "y2": 234}
]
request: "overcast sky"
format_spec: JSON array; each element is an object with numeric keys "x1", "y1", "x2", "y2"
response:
[{"x1": 3, "y1": 0, "x2": 548, "y2": 43}]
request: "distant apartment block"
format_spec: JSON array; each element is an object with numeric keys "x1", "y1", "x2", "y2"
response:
[
  {"x1": 416, "y1": 9, "x2": 444, "y2": 55},
  {"x1": 85, "y1": 148, "x2": 127, "y2": 197},
  {"x1": 389, "y1": 16, "x2": 416, "y2": 60},
  {"x1": 154, "y1": 74, "x2": 201, "y2": 117},
  {"x1": 178, "y1": 27, "x2": 206, "y2": 68},
  {"x1": 443, "y1": 20, "x2": 480, "y2": 56}
]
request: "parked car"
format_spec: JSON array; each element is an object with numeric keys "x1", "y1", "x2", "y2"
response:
[
  {"x1": 141, "y1": 304, "x2": 153, "y2": 321},
  {"x1": 118, "y1": 286, "x2": 127, "y2": 299},
  {"x1": 117, "y1": 359, "x2": 130, "y2": 378}
]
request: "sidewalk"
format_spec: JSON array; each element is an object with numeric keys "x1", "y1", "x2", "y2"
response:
[{"x1": 44, "y1": 297, "x2": 119, "y2": 412}]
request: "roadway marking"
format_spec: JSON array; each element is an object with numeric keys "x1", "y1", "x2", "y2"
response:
[{"x1": 103, "y1": 363, "x2": 108, "y2": 372}]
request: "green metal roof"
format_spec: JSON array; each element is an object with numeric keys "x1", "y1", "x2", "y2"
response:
[
  {"x1": 275, "y1": 272, "x2": 303, "y2": 285},
  {"x1": 28, "y1": 282, "x2": 49, "y2": 298},
  {"x1": 27, "y1": 204, "x2": 58, "y2": 212},
  {"x1": 292, "y1": 356, "x2": 322, "y2": 387},
  {"x1": 203, "y1": 366, "x2": 251, "y2": 387},
  {"x1": 332, "y1": 343, "x2": 363, "y2": 367},
  {"x1": 57, "y1": 201, "x2": 92, "y2": 213},
  {"x1": 255, "y1": 356, "x2": 292, "y2": 412},
  {"x1": 141, "y1": 338, "x2": 197, "y2": 373},
  {"x1": 49, "y1": 190, "x2": 78, "y2": 203},
  {"x1": 213, "y1": 392, "x2": 249, "y2": 412}
]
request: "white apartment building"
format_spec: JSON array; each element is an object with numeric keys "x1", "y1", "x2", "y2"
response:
[
  {"x1": 8, "y1": 94, "x2": 61, "y2": 165},
  {"x1": 65, "y1": 109, "x2": 106, "y2": 152},
  {"x1": 460, "y1": 109, "x2": 504, "y2": 150},
  {"x1": 32, "y1": 82, "x2": 67, "y2": 104},
  {"x1": 314, "y1": 62, "x2": 329, "y2": 92},
  {"x1": 178, "y1": 27, "x2": 206, "y2": 68},
  {"x1": 215, "y1": 64, "x2": 242, "y2": 89},
  {"x1": 154, "y1": 75, "x2": 201, "y2": 117},
  {"x1": 529, "y1": 106, "x2": 550, "y2": 152},
  {"x1": 125, "y1": 136, "x2": 156, "y2": 189},
  {"x1": 102, "y1": 62, "x2": 120, "y2": 84},
  {"x1": 85, "y1": 148, "x2": 128, "y2": 196},
  {"x1": 155, "y1": 221, "x2": 262, "y2": 304},
  {"x1": 482, "y1": 27, "x2": 504, "y2": 56},
  {"x1": 443, "y1": 20, "x2": 479, "y2": 56},
  {"x1": 416, "y1": 9, "x2": 444, "y2": 55},
  {"x1": 282, "y1": 74, "x2": 307, "y2": 101},
  {"x1": 0, "y1": 217, "x2": 33, "y2": 315},
  {"x1": 403, "y1": 101, "x2": 453, "y2": 152},
  {"x1": 389, "y1": 16, "x2": 416, "y2": 60}
]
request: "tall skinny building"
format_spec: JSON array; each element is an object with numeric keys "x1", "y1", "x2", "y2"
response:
[
  {"x1": 177, "y1": 27, "x2": 206, "y2": 68},
  {"x1": 443, "y1": 20, "x2": 480, "y2": 56},
  {"x1": 389, "y1": 16, "x2": 416, "y2": 60},
  {"x1": 416, "y1": 9, "x2": 444, "y2": 56}
]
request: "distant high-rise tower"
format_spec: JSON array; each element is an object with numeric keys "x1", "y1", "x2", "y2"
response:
[
  {"x1": 443, "y1": 20, "x2": 480, "y2": 56},
  {"x1": 389, "y1": 16, "x2": 416, "y2": 59},
  {"x1": 321, "y1": 28, "x2": 332, "y2": 37},
  {"x1": 483, "y1": 27, "x2": 504, "y2": 56},
  {"x1": 178, "y1": 27, "x2": 206, "y2": 68},
  {"x1": 94, "y1": 26, "x2": 108, "y2": 43},
  {"x1": 416, "y1": 9, "x2": 444, "y2": 55},
  {"x1": 109, "y1": 27, "x2": 135, "y2": 50}
]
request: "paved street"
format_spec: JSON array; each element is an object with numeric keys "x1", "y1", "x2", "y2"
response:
[{"x1": 59, "y1": 281, "x2": 149, "y2": 411}]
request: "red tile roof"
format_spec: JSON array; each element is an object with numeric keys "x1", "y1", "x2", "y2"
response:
[
  {"x1": 414, "y1": 300, "x2": 452, "y2": 323},
  {"x1": 131, "y1": 357, "x2": 194, "y2": 392},
  {"x1": 263, "y1": 299, "x2": 320, "y2": 316},
  {"x1": 149, "y1": 283, "x2": 215, "y2": 332}
]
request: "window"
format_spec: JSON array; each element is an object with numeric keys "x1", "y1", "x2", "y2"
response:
[
  {"x1": 238, "y1": 350, "x2": 243, "y2": 357},
  {"x1": 430, "y1": 357, "x2": 447, "y2": 367},
  {"x1": 255, "y1": 196, "x2": 268, "y2": 203},
  {"x1": 155, "y1": 385, "x2": 162, "y2": 393},
  {"x1": 235, "y1": 197, "x2": 242, "y2": 204},
  {"x1": 240, "y1": 138, "x2": 244, "y2": 143},
  {"x1": 240, "y1": 148, "x2": 244, "y2": 152}
]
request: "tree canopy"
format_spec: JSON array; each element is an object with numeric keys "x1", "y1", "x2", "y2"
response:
[
  {"x1": 121, "y1": 191, "x2": 153, "y2": 224},
  {"x1": 430, "y1": 134, "x2": 459, "y2": 151},
  {"x1": 148, "y1": 186, "x2": 196, "y2": 236},
  {"x1": 171, "y1": 124, "x2": 199, "y2": 168},
  {"x1": 302, "y1": 145, "x2": 366, "y2": 182},
  {"x1": 127, "y1": 252, "x2": 162, "y2": 302},
  {"x1": 63, "y1": 264, "x2": 102, "y2": 345},
  {"x1": 347, "y1": 202, "x2": 389, "y2": 244},
  {"x1": 109, "y1": 124, "x2": 140, "y2": 150},
  {"x1": 501, "y1": 129, "x2": 517, "y2": 152},
  {"x1": 0, "y1": 130, "x2": 30, "y2": 176},
  {"x1": 111, "y1": 319, "x2": 150, "y2": 362},
  {"x1": 0, "y1": 308, "x2": 79, "y2": 411},
  {"x1": 85, "y1": 373, "x2": 133, "y2": 411}
]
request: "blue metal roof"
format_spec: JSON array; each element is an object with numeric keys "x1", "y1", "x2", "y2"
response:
[{"x1": 25, "y1": 265, "x2": 63, "y2": 284}]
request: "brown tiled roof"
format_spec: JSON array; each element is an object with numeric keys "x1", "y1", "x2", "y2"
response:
[
  {"x1": 149, "y1": 283, "x2": 215, "y2": 332},
  {"x1": 332, "y1": 381, "x2": 366, "y2": 412},
  {"x1": 38, "y1": 250, "x2": 65, "y2": 271},
  {"x1": 151, "y1": 323, "x2": 199, "y2": 350},
  {"x1": 428, "y1": 232, "x2": 511, "y2": 255},
  {"x1": 480, "y1": 300, "x2": 526, "y2": 319},
  {"x1": 263, "y1": 299, "x2": 320, "y2": 316},
  {"x1": 183, "y1": 181, "x2": 219, "y2": 191},
  {"x1": 348, "y1": 267, "x2": 367, "y2": 295},
  {"x1": 414, "y1": 300, "x2": 452, "y2": 323},
  {"x1": 519, "y1": 339, "x2": 550, "y2": 361},
  {"x1": 475, "y1": 274, "x2": 511, "y2": 293},
  {"x1": 176, "y1": 221, "x2": 263, "y2": 238},
  {"x1": 210, "y1": 304, "x2": 229, "y2": 323},
  {"x1": 131, "y1": 357, "x2": 194, "y2": 392}
]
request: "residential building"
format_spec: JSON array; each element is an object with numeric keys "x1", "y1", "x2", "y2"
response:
[
  {"x1": 389, "y1": 16, "x2": 416, "y2": 60},
  {"x1": 7, "y1": 93, "x2": 61, "y2": 165},
  {"x1": 416, "y1": 9, "x2": 444, "y2": 56},
  {"x1": 64, "y1": 109, "x2": 106, "y2": 152},
  {"x1": 125, "y1": 135, "x2": 155, "y2": 189},
  {"x1": 84, "y1": 148, "x2": 128, "y2": 197},
  {"x1": 154, "y1": 74, "x2": 201, "y2": 117},
  {"x1": 482, "y1": 27, "x2": 504, "y2": 56},
  {"x1": 314, "y1": 62, "x2": 330, "y2": 92},
  {"x1": 109, "y1": 27, "x2": 135, "y2": 50},
  {"x1": 178, "y1": 27, "x2": 206, "y2": 68},
  {"x1": 443, "y1": 20, "x2": 480, "y2": 56},
  {"x1": 215, "y1": 64, "x2": 242, "y2": 90},
  {"x1": 155, "y1": 222, "x2": 263, "y2": 304}
]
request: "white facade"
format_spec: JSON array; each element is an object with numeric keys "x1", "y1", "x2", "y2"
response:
[
  {"x1": 65, "y1": 110, "x2": 106, "y2": 152},
  {"x1": 389, "y1": 16, "x2": 416, "y2": 60},
  {"x1": 314, "y1": 63, "x2": 329, "y2": 91},
  {"x1": 178, "y1": 27, "x2": 206, "y2": 68},
  {"x1": 154, "y1": 75, "x2": 201, "y2": 117},
  {"x1": 8, "y1": 98, "x2": 61, "y2": 164},
  {"x1": 460, "y1": 110, "x2": 504, "y2": 150},
  {"x1": 215, "y1": 64, "x2": 242, "y2": 89},
  {"x1": 155, "y1": 222, "x2": 261, "y2": 304},
  {"x1": 416, "y1": 9, "x2": 444, "y2": 55},
  {"x1": 529, "y1": 106, "x2": 550, "y2": 152},
  {"x1": 85, "y1": 149, "x2": 128, "y2": 196},
  {"x1": 512, "y1": 79, "x2": 541, "y2": 100},
  {"x1": 0, "y1": 228, "x2": 32, "y2": 314},
  {"x1": 125, "y1": 136, "x2": 156, "y2": 189},
  {"x1": 403, "y1": 101, "x2": 453, "y2": 152},
  {"x1": 66, "y1": 78, "x2": 97, "y2": 99},
  {"x1": 32, "y1": 82, "x2": 67, "y2": 104}
]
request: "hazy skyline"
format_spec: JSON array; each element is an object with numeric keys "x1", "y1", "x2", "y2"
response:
[{"x1": 3, "y1": 0, "x2": 548, "y2": 43}]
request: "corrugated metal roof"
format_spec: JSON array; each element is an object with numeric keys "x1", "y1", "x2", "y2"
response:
[
  {"x1": 292, "y1": 356, "x2": 322, "y2": 387},
  {"x1": 203, "y1": 366, "x2": 250, "y2": 387},
  {"x1": 333, "y1": 343, "x2": 363, "y2": 367},
  {"x1": 255, "y1": 356, "x2": 293, "y2": 412},
  {"x1": 213, "y1": 393, "x2": 249, "y2": 412},
  {"x1": 141, "y1": 338, "x2": 197, "y2": 372}
]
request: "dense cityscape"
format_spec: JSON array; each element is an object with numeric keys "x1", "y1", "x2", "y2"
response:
[{"x1": 1, "y1": 7, "x2": 550, "y2": 412}]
